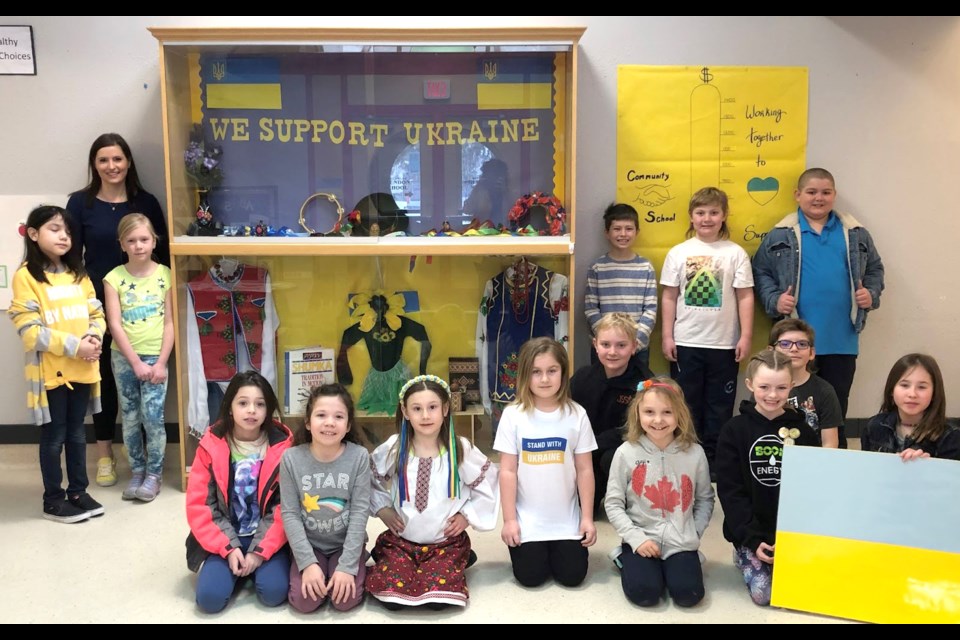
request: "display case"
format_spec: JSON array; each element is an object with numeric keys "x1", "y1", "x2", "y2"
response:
[{"x1": 149, "y1": 27, "x2": 584, "y2": 488}]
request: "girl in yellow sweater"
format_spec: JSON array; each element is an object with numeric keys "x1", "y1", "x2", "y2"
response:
[{"x1": 8, "y1": 205, "x2": 105, "y2": 524}]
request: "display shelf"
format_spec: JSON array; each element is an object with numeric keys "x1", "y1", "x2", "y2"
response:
[
  {"x1": 169, "y1": 236, "x2": 574, "y2": 257},
  {"x1": 151, "y1": 26, "x2": 583, "y2": 489}
]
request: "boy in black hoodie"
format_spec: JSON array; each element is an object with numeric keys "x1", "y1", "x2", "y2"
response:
[
  {"x1": 716, "y1": 349, "x2": 818, "y2": 606},
  {"x1": 571, "y1": 313, "x2": 653, "y2": 516}
]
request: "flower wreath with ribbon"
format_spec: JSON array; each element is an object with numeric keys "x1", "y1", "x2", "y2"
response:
[
  {"x1": 507, "y1": 191, "x2": 566, "y2": 236},
  {"x1": 347, "y1": 290, "x2": 406, "y2": 333},
  {"x1": 396, "y1": 374, "x2": 461, "y2": 502}
]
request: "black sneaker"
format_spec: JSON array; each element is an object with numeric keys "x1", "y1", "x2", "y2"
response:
[
  {"x1": 68, "y1": 492, "x2": 105, "y2": 517},
  {"x1": 43, "y1": 500, "x2": 92, "y2": 524}
]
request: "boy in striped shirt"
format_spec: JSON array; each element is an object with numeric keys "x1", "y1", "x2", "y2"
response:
[{"x1": 584, "y1": 203, "x2": 658, "y2": 372}]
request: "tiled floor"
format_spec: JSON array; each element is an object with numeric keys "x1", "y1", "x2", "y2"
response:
[{"x1": 0, "y1": 442, "x2": 855, "y2": 624}]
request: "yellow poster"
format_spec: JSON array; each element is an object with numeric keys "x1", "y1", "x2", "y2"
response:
[{"x1": 617, "y1": 65, "x2": 807, "y2": 364}]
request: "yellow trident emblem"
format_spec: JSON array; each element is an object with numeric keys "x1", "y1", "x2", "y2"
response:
[
  {"x1": 212, "y1": 62, "x2": 225, "y2": 81},
  {"x1": 483, "y1": 61, "x2": 497, "y2": 81}
]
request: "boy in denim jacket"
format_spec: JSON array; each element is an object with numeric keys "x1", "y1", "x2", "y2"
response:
[{"x1": 752, "y1": 168, "x2": 884, "y2": 448}]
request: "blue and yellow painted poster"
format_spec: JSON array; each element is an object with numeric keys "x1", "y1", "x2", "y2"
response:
[{"x1": 774, "y1": 447, "x2": 960, "y2": 623}]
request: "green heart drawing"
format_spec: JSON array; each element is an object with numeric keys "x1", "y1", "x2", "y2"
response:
[{"x1": 747, "y1": 177, "x2": 779, "y2": 205}]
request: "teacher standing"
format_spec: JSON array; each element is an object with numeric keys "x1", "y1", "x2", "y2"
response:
[{"x1": 67, "y1": 133, "x2": 170, "y2": 487}]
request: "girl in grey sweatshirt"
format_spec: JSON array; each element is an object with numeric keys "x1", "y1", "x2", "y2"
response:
[{"x1": 604, "y1": 377, "x2": 714, "y2": 608}]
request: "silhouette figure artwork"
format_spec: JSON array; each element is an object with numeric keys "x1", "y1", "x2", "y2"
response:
[{"x1": 337, "y1": 291, "x2": 431, "y2": 413}]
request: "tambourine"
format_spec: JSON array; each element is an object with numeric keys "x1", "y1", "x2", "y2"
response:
[{"x1": 299, "y1": 192, "x2": 344, "y2": 236}]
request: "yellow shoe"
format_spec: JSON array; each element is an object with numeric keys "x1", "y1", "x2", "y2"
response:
[{"x1": 96, "y1": 457, "x2": 117, "y2": 487}]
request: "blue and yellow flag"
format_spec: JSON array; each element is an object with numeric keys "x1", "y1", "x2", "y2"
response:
[
  {"x1": 205, "y1": 57, "x2": 282, "y2": 110},
  {"x1": 774, "y1": 447, "x2": 960, "y2": 623}
]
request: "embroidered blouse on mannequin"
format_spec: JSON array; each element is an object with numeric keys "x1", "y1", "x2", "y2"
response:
[
  {"x1": 476, "y1": 258, "x2": 569, "y2": 415},
  {"x1": 185, "y1": 260, "x2": 279, "y2": 436}
]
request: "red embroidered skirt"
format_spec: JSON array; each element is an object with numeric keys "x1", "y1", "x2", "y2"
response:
[{"x1": 365, "y1": 530, "x2": 472, "y2": 607}]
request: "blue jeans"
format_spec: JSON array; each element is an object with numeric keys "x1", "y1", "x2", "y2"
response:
[
  {"x1": 195, "y1": 536, "x2": 290, "y2": 613},
  {"x1": 40, "y1": 383, "x2": 91, "y2": 506},
  {"x1": 112, "y1": 352, "x2": 167, "y2": 475}
]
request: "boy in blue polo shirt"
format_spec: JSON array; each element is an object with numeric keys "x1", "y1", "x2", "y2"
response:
[{"x1": 752, "y1": 168, "x2": 885, "y2": 448}]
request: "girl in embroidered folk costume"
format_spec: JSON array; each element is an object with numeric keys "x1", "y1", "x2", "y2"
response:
[
  {"x1": 604, "y1": 377, "x2": 714, "y2": 608},
  {"x1": 103, "y1": 214, "x2": 174, "y2": 502},
  {"x1": 281, "y1": 383, "x2": 371, "y2": 613},
  {"x1": 366, "y1": 375, "x2": 499, "y2": 609},
  {"x1": 9, "y1": 206, "x2": 106, "y2": 524},
  {"x1": 185, "y1": 371, "x2": 293, "y2": 613},
  {"x1": 494, "y1": 337, "x2": 598, "y2": 588}
]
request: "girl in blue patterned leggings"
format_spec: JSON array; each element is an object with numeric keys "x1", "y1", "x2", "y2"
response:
[{"x1": 103, "y1": 214, "x2": 174, "y2": 502}]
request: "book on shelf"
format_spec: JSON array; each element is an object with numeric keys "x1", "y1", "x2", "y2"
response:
[{"x1": 283, "y1": 346, "x2": 335, "y2": 416}]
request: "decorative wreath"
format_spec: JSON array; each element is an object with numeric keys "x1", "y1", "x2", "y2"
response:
[{"x1": 507, "y1": 192, "x2": 566, "y2": 236}]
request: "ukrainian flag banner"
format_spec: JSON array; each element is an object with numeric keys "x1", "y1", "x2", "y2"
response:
[
  {"x1": 204, "y1": 57, "x2": 282, "y2": 110},
  {"x1": 773, "y1": 447, "x2": 960, "y2": 623}
]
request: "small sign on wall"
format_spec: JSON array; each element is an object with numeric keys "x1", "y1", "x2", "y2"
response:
[{"x1": 0, "y1": 26, "x2": 36, "y2": 75}]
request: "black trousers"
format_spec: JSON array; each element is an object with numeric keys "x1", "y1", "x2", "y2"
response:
[
  {"x1": 670, "y1": 346, "x2": 738, "y2": 464},
  {"x1": 508, "y1": 539, "x2": 588, "y2": 588},
  {"x1": 815, "y1": 354, "x2": 857, "y2": 449},
  {"x1": 619, "y1": 545, "x2": 704, "y2": 607},
  {"x1": 93, "y1": 332, "x2": 119, "y2": 442}
]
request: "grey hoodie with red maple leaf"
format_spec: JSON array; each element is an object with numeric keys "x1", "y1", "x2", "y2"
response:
[{"x1": 604, "y1": 435, "x2": 715, "y2": 558}]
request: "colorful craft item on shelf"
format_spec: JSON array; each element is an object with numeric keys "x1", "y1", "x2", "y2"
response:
[
  {"x1": 253, "y1": 220, "x2": 267, "y2": 237},
  {"x1": 332, "y1": 209, "x2": 361, "y2": 235},
  {"x1": 348, "y1": 289, "x2": 406, "y2": 332},
  {"x1": 299, "y1": 192, "x2": 345, "y2": 236},
  {"x1": 507, "y1": 191, "x2": 566, "y2": 236},
  {"x1": 462, "y1": 219, "x2": 500, "y2": 236},
  {"x1": 222, "y1": 224, "x2": 253, "y2": 237}
]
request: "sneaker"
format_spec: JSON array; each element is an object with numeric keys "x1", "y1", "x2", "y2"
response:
[
  {"x1": 43, "y1": 500, "x2": 92, "y2": 524},
  {"x1": 96, "y1": 457, "x2": 117, "y2": 487},
  {"x1": 135, "y1": 473, "x2": 162, "y2": 502},
  {"x1": 68, "y1": 492, "x2": 105, "y2": 517},
  {"x1": 608, "y1": 545, "x2": 624, "y2": 570},
  {"x1": 122, "y1": 472, "x2": 145, "y2": 501}
]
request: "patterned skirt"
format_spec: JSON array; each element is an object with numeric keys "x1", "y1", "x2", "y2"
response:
[{"x1": 365, "y1": 530, "x2": 472, "y2": 607}]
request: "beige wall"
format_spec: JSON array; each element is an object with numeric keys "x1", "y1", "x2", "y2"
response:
[{"x1": 1, "y1": 16, "x2": 958, "y2": 424}]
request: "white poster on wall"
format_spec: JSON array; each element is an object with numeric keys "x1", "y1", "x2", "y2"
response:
[
  {"x1": 0, "y1": 26, "x2": 36, "y2": 75},
  {"x1": 0, "y1": 195, "x2": 67, "y2": 309}
]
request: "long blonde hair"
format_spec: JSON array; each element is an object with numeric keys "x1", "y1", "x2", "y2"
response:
[
  {"x1": 117, "y1": 213, "x2": 158, "y2": 246},
  {"x1": 625, "y1": 377, "x2": 698, "y2": 450},
  {"x1": 514, "y1": 337, "x2": 574, "y2": 413}
]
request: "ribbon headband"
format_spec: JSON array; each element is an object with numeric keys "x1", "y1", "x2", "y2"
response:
[
  {"x1": 637, "y1": 379, "x2": 674, "y2": 392},
  {"x1": 399, "y1": 374, "x2": 450, "y2": 401}
]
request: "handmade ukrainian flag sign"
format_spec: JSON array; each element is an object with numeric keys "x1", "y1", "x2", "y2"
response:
[
  {"x1": 205, "y1": 57, "x2": 282, "y2": 110},
  {"x1": 773, "y1": 447, "x2": 960, "y2": 623}
]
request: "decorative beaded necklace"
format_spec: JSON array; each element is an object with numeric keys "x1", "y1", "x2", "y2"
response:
[{"x1": 213, "y1": 261, "x2": 242, "y2": 284}]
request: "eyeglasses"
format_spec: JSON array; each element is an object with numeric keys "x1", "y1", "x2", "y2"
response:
[{"x1": 775, "y1": 339, "x2": 811, "y2": 351}]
